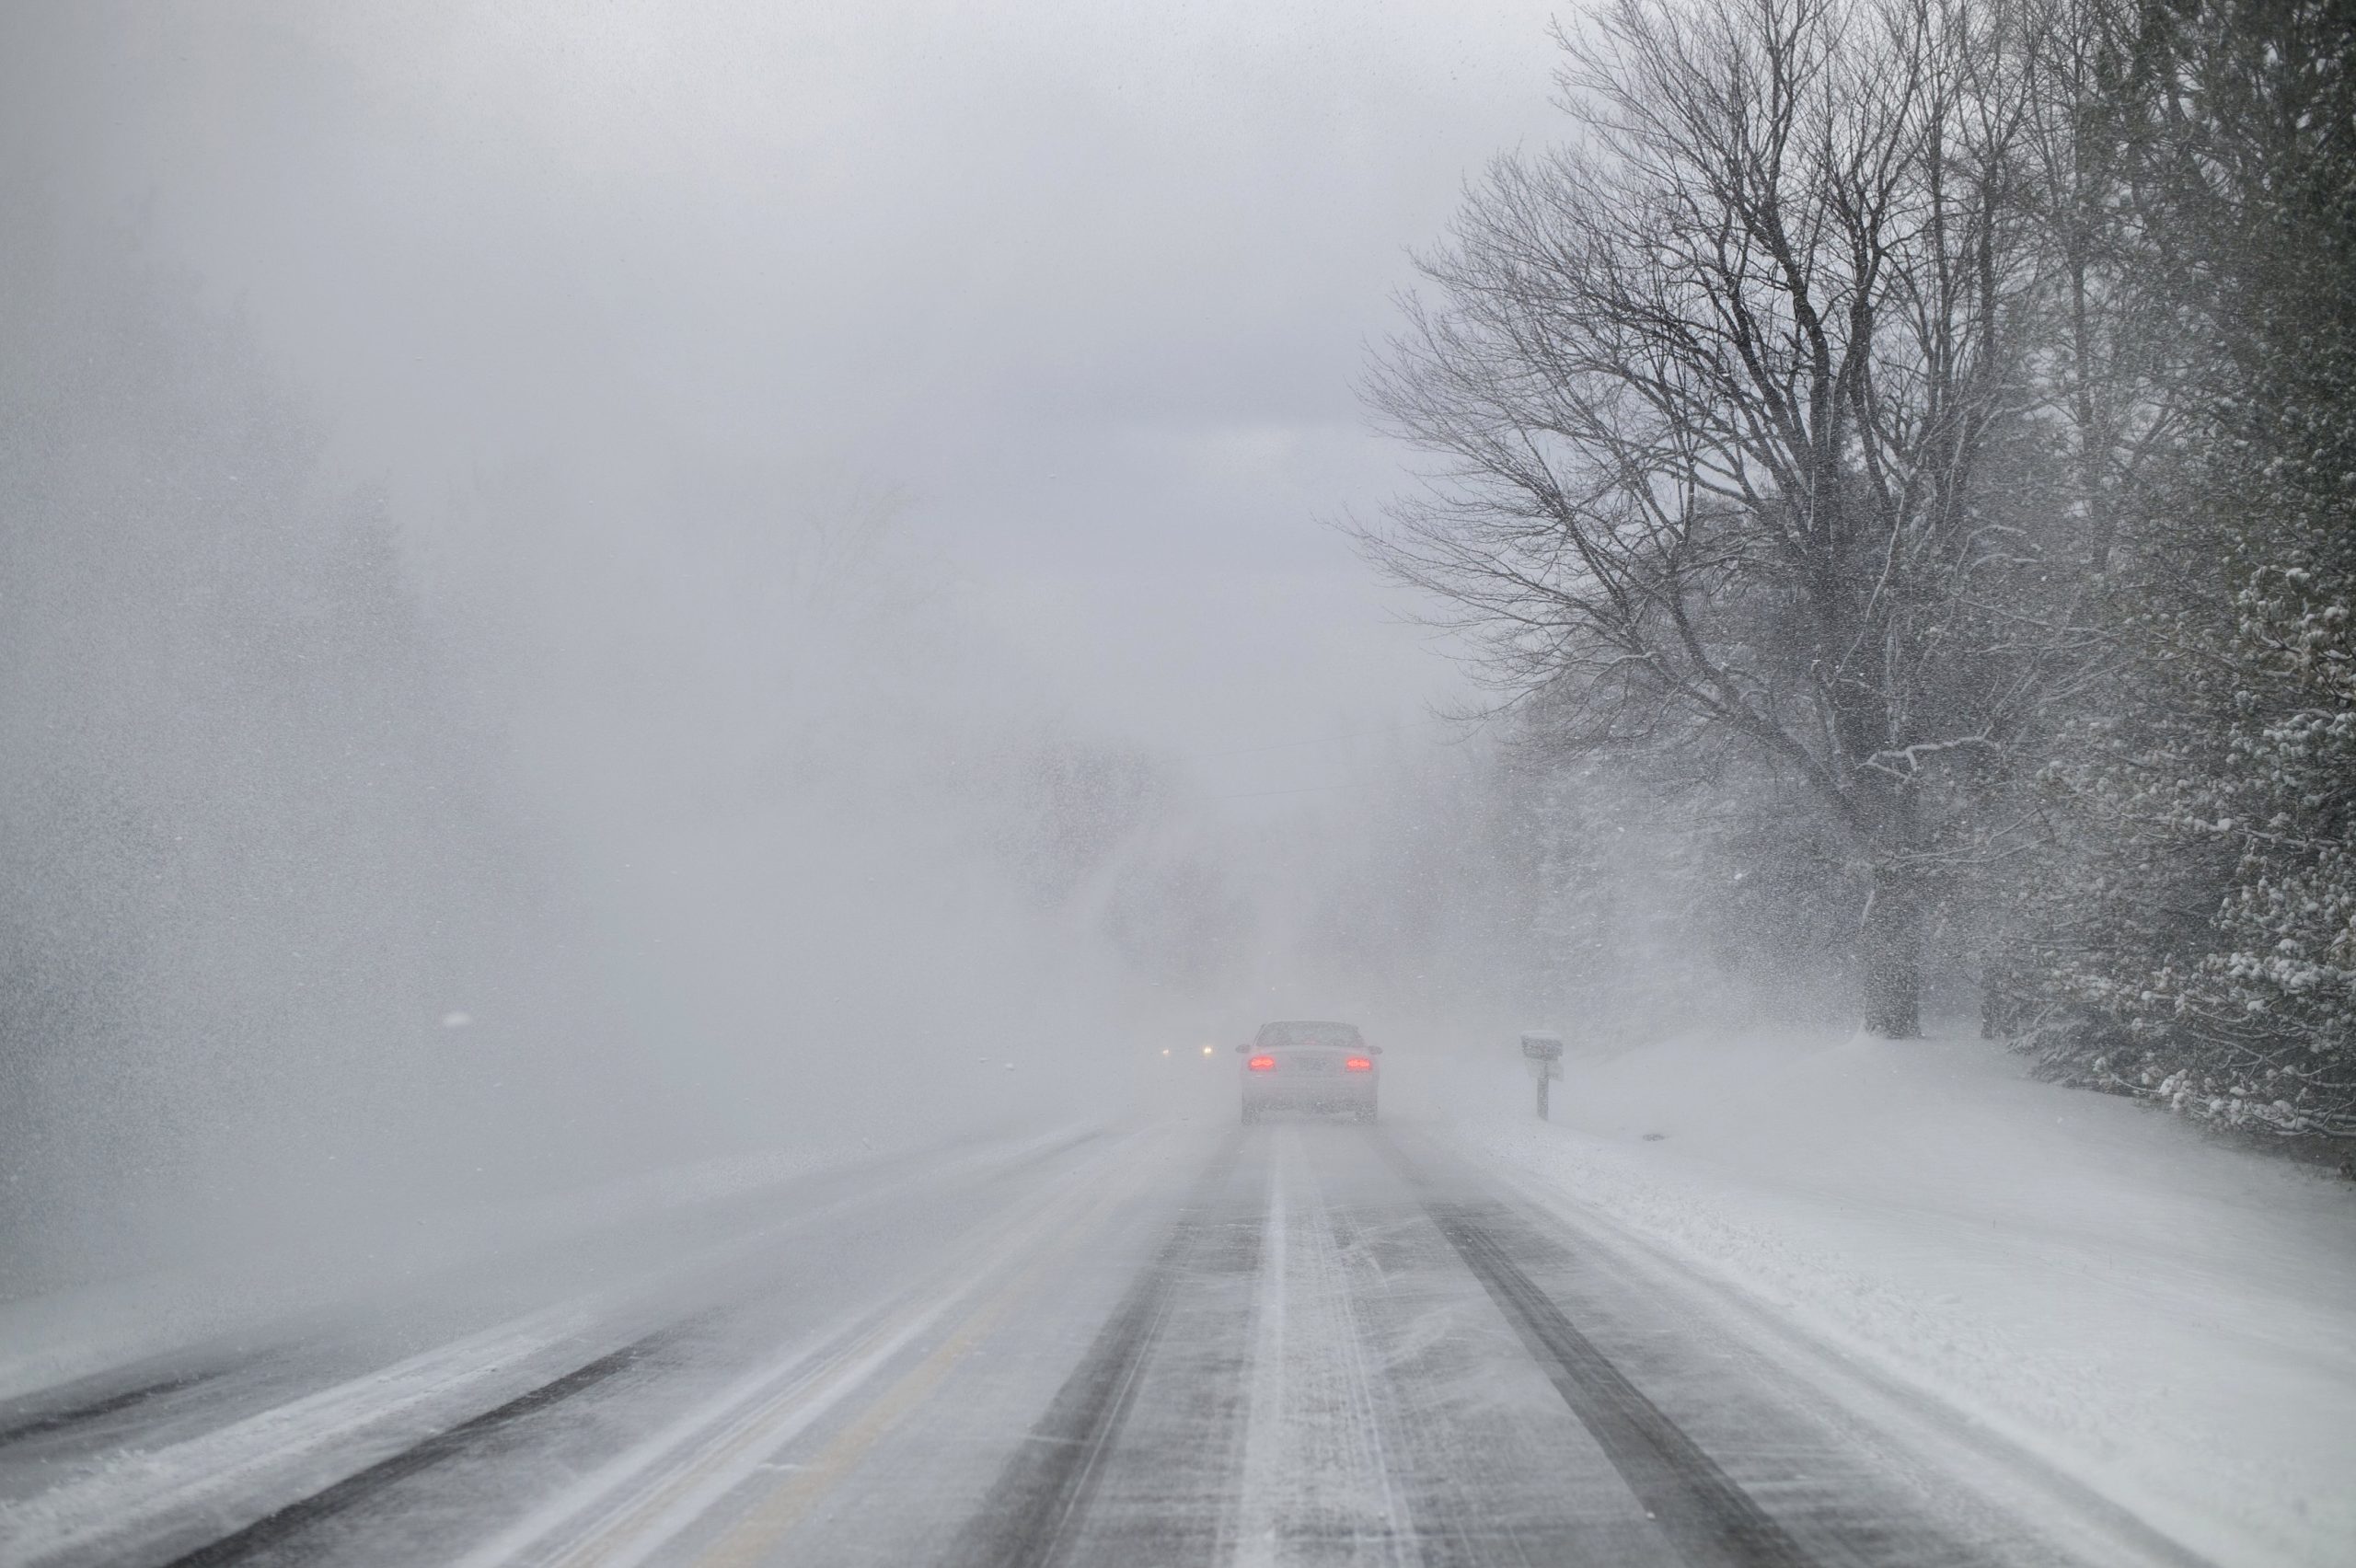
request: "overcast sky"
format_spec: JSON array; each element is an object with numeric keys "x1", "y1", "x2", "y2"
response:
[{"x1": 11, "y1": 0, "x2": 1565, "y2": 800}]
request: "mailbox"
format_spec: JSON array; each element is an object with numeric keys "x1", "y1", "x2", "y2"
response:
[{"x1": 1520, "y1": 1032, "x2": 1565, "y2": 1119}]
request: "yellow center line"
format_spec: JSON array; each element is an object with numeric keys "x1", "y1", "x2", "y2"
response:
[
  {"x1": 682, "y1": 1147, "x2": 1165, "y2": 1568},
  {"x1": 533, "y1": 1131, "x2": 1163, "y2": 1568}
]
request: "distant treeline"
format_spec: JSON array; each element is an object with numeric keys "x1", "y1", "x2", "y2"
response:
[{"x1": 1354, "y1": 0, "x2": 2355, "y2": 1139}]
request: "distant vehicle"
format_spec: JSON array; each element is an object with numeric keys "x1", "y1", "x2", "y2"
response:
[{"x1": 1237, "y1": 1020, "x2": 1379, "y2": 1124}]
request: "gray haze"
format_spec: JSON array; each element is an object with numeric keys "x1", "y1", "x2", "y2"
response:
[
  {"x1": 16, "y1": 0, "x2": 1558, "y2": 763},
  {"x1": 0, "y1": 1, "x2": 1559, "y2": 1289}
]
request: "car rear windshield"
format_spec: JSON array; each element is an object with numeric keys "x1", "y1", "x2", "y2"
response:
[{"x1": 1255, "y1": 1020, "x2": 1361, "y2": 1048}]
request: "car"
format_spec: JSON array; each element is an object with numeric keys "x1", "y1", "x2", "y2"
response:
[{"x1": 1237, "y1": 1020, "x2": 1379, "y2": 1124}]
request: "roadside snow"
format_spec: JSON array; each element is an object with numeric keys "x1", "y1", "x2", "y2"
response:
[
  {"x1": 0, "y1": 1122, "x2": 1091, "y2": 1408},
  {"x1": 1442, "y1": 1028, "x2": 2356, "y2": 1568}
]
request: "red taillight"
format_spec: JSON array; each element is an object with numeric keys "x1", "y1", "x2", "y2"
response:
[
  {"x1": 1345, "y1": 1056, "x2": 1373, "y2": 1072},
  {"x1": 1247, "y1": 1055, "x2": 1276, "y2": 1072}
]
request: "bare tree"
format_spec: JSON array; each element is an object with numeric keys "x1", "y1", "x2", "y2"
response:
[{"x1": 1359, "y1": 0, "x2": 2093, "y2": 1034}]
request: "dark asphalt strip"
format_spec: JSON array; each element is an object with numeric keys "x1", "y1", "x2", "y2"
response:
[
  {"x1": 156, "y1": 1332, "x2": 664, "y2": 1568},
  {"x1": 1430, "y1": 1207, "x2": 1815, "y2": 1568},
  {"x1": 0, "y1": 1368, "x2": 231, "y2": 1450}
]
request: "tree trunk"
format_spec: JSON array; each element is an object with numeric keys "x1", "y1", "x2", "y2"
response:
[{"x1": 1860, "y1": 862, "x2": 1922, "y2": 1038}]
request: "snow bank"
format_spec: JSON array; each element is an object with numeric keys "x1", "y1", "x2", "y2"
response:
[{"x1": 1441, "y1": 1028, "x2": 2356, "y2": 1568}]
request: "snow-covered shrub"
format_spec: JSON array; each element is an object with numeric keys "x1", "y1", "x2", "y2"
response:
[{"x1": 1988, "y1": 0, "x2": 2356, "y2": 1141}]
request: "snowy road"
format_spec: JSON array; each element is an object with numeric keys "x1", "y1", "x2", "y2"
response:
[{"x1": 0, "y1": 1123, "x2": 2216, "y2": 1568}]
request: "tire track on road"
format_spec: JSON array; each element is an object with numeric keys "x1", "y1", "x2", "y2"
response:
[
  {"x1": 1429, "y1": 1205, "x2": 1813, "y2": 1568},
  {"x1": 160, "y1": 1332, "x2": 671, "y2": 1568},
  {"x1": 944, "y1": 1135, "x2": 1254, "y2": 1568},
  {"x1": 0, "y1": 1369, "x2": 233, "y2": 1452}
]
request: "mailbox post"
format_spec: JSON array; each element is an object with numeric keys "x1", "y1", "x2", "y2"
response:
[{"x1": 1520, "y1": 1032, "x2": 1565, "y2": 1120}]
